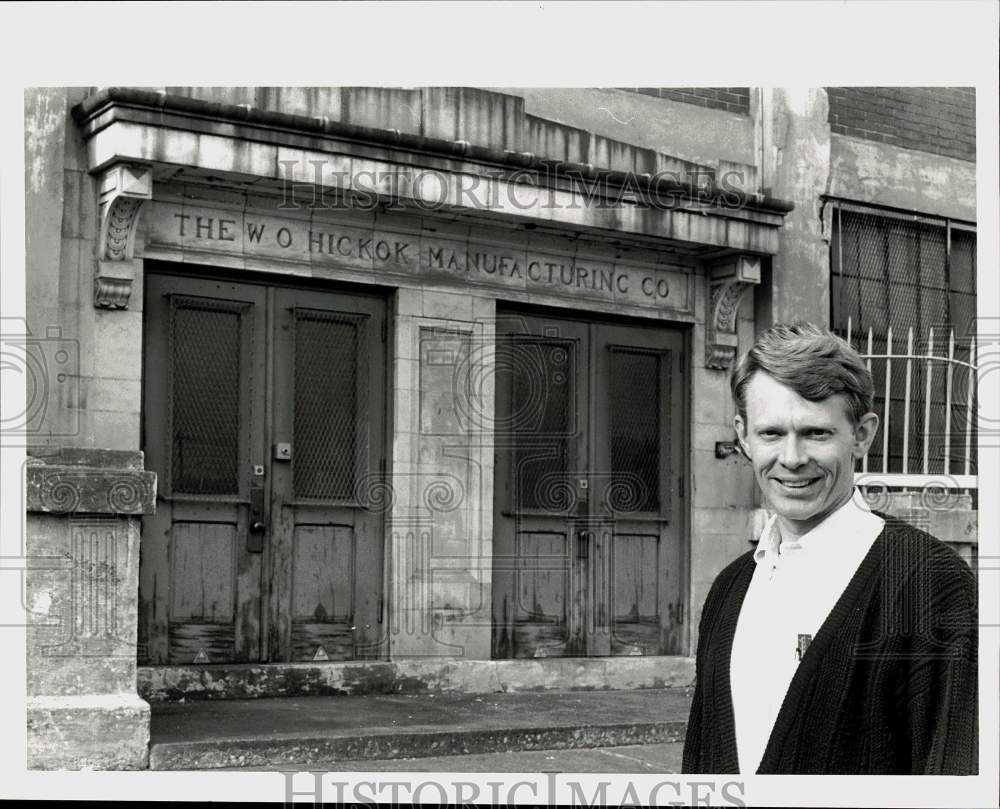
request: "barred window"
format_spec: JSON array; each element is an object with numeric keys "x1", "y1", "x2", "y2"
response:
[{"x1": 829, "y1": 203, "x2": 977, "y2": 477}]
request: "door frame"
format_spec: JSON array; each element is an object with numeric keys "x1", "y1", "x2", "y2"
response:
[
  {"x1": 491, "y1": 302, "x2": 692, "y2": 658},
  {"x1": 139, "y1": 260, "x2": 394, "y2": 664}
]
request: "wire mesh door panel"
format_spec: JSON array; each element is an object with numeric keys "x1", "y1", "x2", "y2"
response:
[
  {"x1": 140, "y1": 274, "x2": 268, "y2": 665},
  {"x1": 267, "y1": 287, "x2": 386, "y2": 663}
]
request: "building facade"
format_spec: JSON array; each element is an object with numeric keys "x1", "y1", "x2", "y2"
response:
[{"x1": 22, "y1": 86, "x2": 976, "y2": 768}]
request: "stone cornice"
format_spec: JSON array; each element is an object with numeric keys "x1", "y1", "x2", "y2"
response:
[
  {"x1": 26, "y1": 449, "x2": 156, "y2": 515},
  {"x1": 71, "y1": 87, "x2": 794, "y2": 218}
]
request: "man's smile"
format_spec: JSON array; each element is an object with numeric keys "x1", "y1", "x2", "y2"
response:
[{"x1": 772, "y1": 476, "x2": 822, "y2": 491}]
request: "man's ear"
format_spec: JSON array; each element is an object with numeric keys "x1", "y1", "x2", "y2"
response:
[
  {"x1": 852, "y1": 411, "x2": 880, "y2": 458},
  {"x1": 734, "y1": 413, "x2": 751, "y2": 458}
]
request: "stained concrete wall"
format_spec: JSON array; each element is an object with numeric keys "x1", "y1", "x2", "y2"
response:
[
  {"x1": 25, "y1": 86, "x2": 143, "y2": 452},
  {"x1": 688, "y1": 287, "x2": 758, "y2": 649},
  {"x1": 496, "y1": 87, "x2": 756, "y2": 175},
  {"x1": 756, "y1": 88, "x2": 831, "y2": 327},
  {"x1": 828, "y1": 133, "x2": 976, "y2": 222}
]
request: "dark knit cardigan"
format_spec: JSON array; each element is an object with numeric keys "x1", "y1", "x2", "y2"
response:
[{"x1": 682, "y1": 517, "x2": 978, "y2": 774}]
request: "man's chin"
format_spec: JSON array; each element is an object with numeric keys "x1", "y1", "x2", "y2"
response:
[{"x1": 767, "y1": 494, "x2": 824, "y2": 523}]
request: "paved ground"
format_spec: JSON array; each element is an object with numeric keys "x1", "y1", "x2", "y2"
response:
[
  {"x1": 150, "y1": 688, "x2": 693, "y2": 770},
  {"x1": 215, "y1": 742, "x2": 685, "y2": 773}
]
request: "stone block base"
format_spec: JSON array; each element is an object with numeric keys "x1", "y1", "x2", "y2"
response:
[
  {"x1": 139, "y1": 655, "x2": 696, "y2": 702},
  {"x1": 27, "y1": 693, "x2": 150, "y2": 770}
]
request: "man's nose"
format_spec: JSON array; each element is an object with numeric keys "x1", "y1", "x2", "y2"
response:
[{"x1": 778, "y1": 434, "x2": 807, "y2": 468}]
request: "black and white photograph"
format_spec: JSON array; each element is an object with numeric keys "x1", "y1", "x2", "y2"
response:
[{"x1": 1, "y1": 2, "x2": 997, "y2": 807}]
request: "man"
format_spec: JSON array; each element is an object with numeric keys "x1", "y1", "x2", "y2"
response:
[{"x1": 682, "y1": 323, "x2": 977, "y2": 775}]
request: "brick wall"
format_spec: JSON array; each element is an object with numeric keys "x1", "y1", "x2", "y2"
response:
[
  {"x1": 827, "y1": 87, "x2": 975, "y2": 162},
  {"x1": 619, "y1": 87, "x2": 750, "y2": 115}
]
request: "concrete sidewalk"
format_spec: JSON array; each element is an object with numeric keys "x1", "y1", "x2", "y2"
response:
[
  {"x1": 217, "y1": 742, "x2": 686, "y2": 773},
  {"x1": 149, "y1": 688, "x2": 693, "y2": 771}
]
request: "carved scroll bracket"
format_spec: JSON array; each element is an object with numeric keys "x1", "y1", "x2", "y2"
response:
[
  {"x1": 705, "y1": 255, "x2": 761, "y2": 370},
  {"x1": 95, "y1": 163, "x2": 152, "y2": 310}
]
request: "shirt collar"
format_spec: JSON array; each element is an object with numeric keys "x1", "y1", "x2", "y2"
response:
[{"x1": 753, "y1": 488, "x2": 883, "y2": 565}]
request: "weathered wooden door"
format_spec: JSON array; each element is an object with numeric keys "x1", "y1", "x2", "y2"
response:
[
  {"x1": 140, "y1": 269, "x2": 386, "y2": 665},
  {"x1": 492, "y1": 312, "x2": 686, "y2": 658}
]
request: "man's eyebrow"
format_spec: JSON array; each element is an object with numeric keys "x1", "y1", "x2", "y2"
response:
[
  {"x1": 796, "y1": 422, "x2": 839, "y2": 433},
  {"x1": 752, "y1": 421, "x2": 839, "y2": 433}
]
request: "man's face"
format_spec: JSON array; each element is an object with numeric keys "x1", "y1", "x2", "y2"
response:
[{"x1": 734, "y1": 372, "x2": 878, "y2": 537}]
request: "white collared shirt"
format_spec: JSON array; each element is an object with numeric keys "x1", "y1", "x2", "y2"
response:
[{"x1": 729, "y1": 488, "x2": 885, "y2": 774}]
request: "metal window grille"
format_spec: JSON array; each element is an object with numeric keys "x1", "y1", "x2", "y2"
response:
[{"x1": 829, "y1": 202, "x2": 978, "y2": 488}]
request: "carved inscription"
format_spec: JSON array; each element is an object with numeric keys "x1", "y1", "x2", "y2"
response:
[{"x1": 145, "y1": 203, "x2": 692, "y2": 313}]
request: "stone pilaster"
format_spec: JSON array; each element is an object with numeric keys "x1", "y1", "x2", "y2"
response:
[
  {"x1": 387, "y1": 289, "x2": 495, "y2": 660},
  {"x1": 755, "y1": 88, "x2": 832, "y2": 326}
]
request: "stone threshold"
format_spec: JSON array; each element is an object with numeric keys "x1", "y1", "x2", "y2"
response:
[{"x1": 139, "y1": 656, "x2": 695, "y2": 702}]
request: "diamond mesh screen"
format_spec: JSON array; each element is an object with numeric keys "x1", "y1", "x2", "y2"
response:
[
  {"x1": 170, "y1": 300, "x2": 244, "y2": 494},
  {"x1": 831, "y1": 209, "x2": 977, "y2": 474},
  {"x1": 505, "y1": 338, "x2": 573, "y2": 512},
  {"x1": 609, "y1": 349, "x2": 660, "y2": 512},
  {"x1": 293, "y1": 311, "x2": 365, "y2": 499}
]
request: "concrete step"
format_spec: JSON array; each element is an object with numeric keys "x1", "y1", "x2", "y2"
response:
[
  {"x1": 139, "y1": 657, "x2": 696, "y2": 702},
  {"x1": 149, "y1": 688, "x2": 693, "y2": 770}
]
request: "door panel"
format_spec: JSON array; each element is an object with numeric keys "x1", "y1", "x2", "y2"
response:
[
  {"x1": 596, "y1": 323, "x2": 685, "y2": 656},
  {"x1": 492, "y1": 312, "x2": 686, "y2": 658},
  {"x1": 493, "y1": 319, "x2": 588, "y2": 658},
  {"x1": 513, "y1": 531, "x2": 571, "y2": 656},
  {"x1": 141, "y1": 276, "x2": 266, "y2": 664},
  {"x1": 140, "y1": 271, "x2": 386, "y2": 665},
  {"x1": 267, "y1": 287, "x2": 385, "y2": 663}
]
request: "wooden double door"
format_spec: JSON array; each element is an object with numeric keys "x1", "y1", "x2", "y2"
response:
[
  {"x1": 492, "y1": 312, "x2": 687, "y2": 658},
  {"x1": 140, "y1": 269, "x2": 386, "y2": 664}
]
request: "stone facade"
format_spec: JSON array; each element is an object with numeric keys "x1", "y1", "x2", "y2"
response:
[{"x1": 22, "y1": 85, "x2": 976, "y2": 768}]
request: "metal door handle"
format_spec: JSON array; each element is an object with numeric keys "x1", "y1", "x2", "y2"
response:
[{"x1": 248, "y1": 483, "x2": 265, "y2": 552}]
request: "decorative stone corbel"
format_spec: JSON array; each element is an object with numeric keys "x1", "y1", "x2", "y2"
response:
[
  {"x1": 705, "y1": 255, "x2": 761, "y2": 370},
  {"x1": 95, "y1": 163, "x2": 152, "y2": 309}
]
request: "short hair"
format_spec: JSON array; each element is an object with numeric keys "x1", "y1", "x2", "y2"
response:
[{"x1": 730, "y1": 322, "x2": 874, "y2": 424}]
